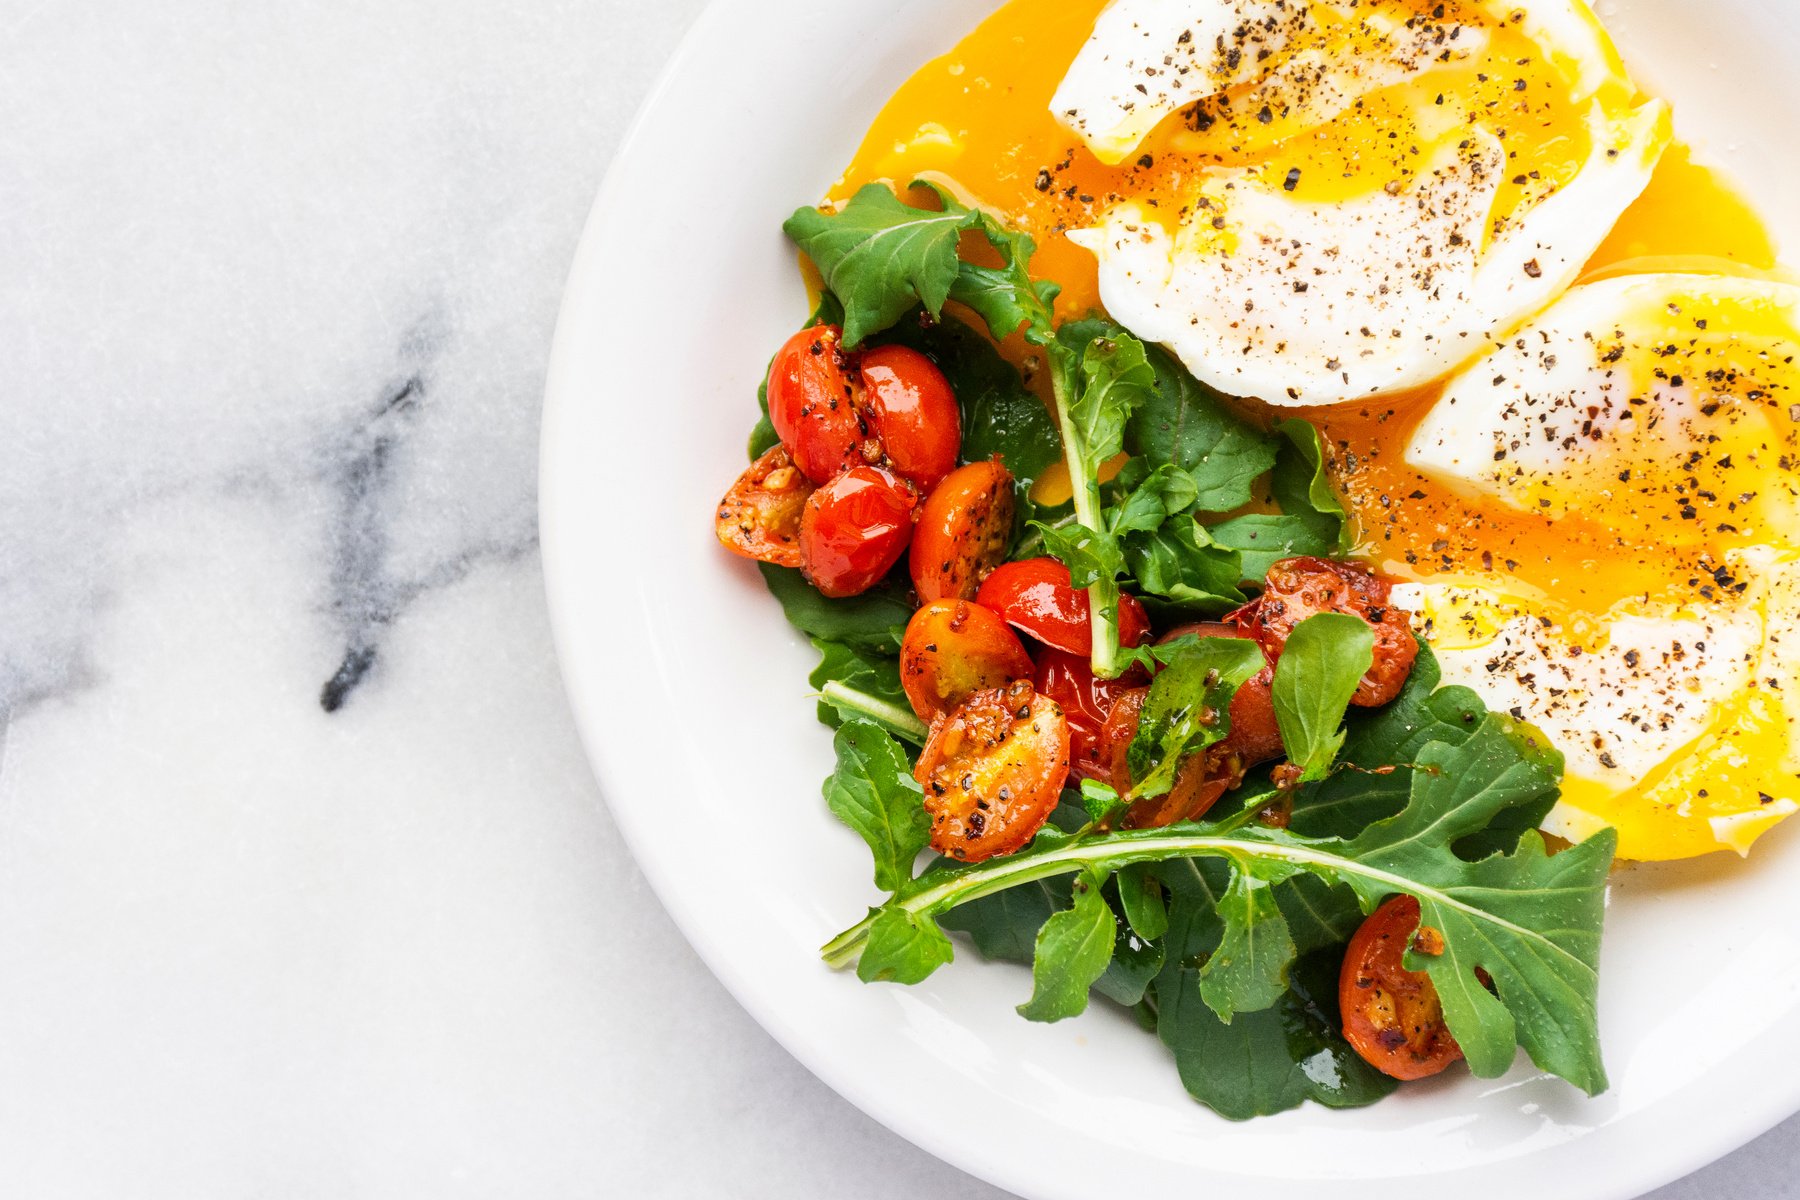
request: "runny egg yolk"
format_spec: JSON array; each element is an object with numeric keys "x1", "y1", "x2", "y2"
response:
[
  {"x1": 832, "y1": 0, "x2": 1777, "y2": 613},
  {"x1": 827, "y1": 0, "x2": 1788, "y2": 858}
]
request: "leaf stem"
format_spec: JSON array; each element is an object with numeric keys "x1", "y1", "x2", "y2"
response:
[
  {"x1": 820, "y1": 824, "x2": 1584, "y2": 974},
  {"x1": 820, "y1": 682, "x2": 929, "y2": 745},
  {"x1": 1049, "y1": 359, "x2": 1122, "y2": 679}
]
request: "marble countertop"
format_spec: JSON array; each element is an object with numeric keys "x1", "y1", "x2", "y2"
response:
[{"x1": 1, "y1": 1, "x2": 1793, "y2": 1195}]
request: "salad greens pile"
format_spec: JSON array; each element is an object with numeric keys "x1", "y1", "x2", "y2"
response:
[{"x1": 753, "y1": 180, "x2": 1615, "y2": 1119}]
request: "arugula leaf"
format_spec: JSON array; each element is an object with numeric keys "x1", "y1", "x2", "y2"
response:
[
  {"x1": 787, "y1": 181, "x2": 1064, "y2": 350},
  {"x1": 1290, "y1": 643, "x2": 1489, "y2": 839},
  {"x1": 1205, "y1": 420, "x2": 1352, "y2": 579},
  {"x1": 1062, "y1": 329, "x2": 1155, "y2": 469},
  {"x1": 822, "y1": 721, "x2": 931, "y2": 894},
  {"x1": 824, "y1": 713, "x2": 1613, "y2": 1095},
  {"x1": 784, "y1": 184, "x2": 975, "y2": 347},
  {"x1": 1338, "y1": 717, "x2": 1608, "y2": 1092},
  {"x1": 873, "y1": 314, "x2": 1062, "y2": 490},
  {"x1": 1042, "y1": 327, "x2": 1158, "y2": 678},
  {"x1": 1094, "y1": 898, "x2": 1165, "y2": 1008},
  {"x1": 1116, "y1": 864, "x2": 1169, "y2": 942},
  {"x1": 1272, "y1": 613, "x2": 1376, "y2": 783},
  {"x1": 749, "y1": 400, "x2": 780, "y2": 459},
  {"x1": 758, "y1": 564, "x2": 911, "y2": 651},
  {"x1": 1018, "y1": 869, "x2": 1117, "y2": 1022},
  {"x1": 941, "y1": 878, "x2": 1062, "y2": 964},
  {"x1": 1275, "y1": 873, "x2": 1364, "y2": 954},
  {"x1": 1206, "y1": 513, "x2": 1340, "y2": 582},
  {"x1": 809, "y1": 640, "x2": 905, "y2": 728},
  {"x1": 1152, "y1": 860, "x2": 1395, "y2": 1118},
  {"x1": 1078, "y1": 778, "x2": 1129, "y2": 826},
  {"x1": 1107, "y1": 460, "x2": 1201, "y2": 535},
  {"x1": 1199, "y1": 864, "x2": 1299, "y2": 1020},
  {"x1": 1034, "y1": 521, "x2": 1126, "y2": 590},
  {"x1": 1125, "y1": 637, "x2": 1266, "y2": 799},
  {"x1": 1126, "y1": 344, "x2": 1279, "y2": 512},
  {"x1": 1122, "y1": 517, "x2": 1247, "y2": 616},
  {"x1": 906, "y1": 180, "x2": 1058, "y2": 345},
  {"x1": 857, "y1": 907, "x2": 955, "y2": 984}
]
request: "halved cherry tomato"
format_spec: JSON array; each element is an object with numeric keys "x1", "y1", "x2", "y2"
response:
[
  {"x1": 859, "y1": 344, "x2": 961, "y2": 492},
  {"x1": 1098, "y1": 688, "x2": 1232, "y2": 828},
  {"x1": 766, "y1": 324, "x2": 864, "y2": 484},
  {"x1": 1339, "y1": 895, "x2": 1465, "y2": 1082},
  {"x1": 975, "y1": 557, "x2": 1150, "y2": 656},
  {"x1": 1234, "y1": 557, "x2": 1418, "y2": 706},
  {"x1": 1033, "y1": 649, "x2": 1142, "y2": 783},
  {"x1": 715, "y1": 445, "x2": 817, "y2": 568},
  {"x1": 798, "y1": 466, "x2": 918, "y2": 598},
  {"x1": 916, "y1": 679, "x2": 1070, "y2": 862},
  {"x1": 910, "y1": 461, "x2": 1016, "y2": 604},
  {"x1": 900, "y1": 599, "x2": 1034, "y2": 722}
]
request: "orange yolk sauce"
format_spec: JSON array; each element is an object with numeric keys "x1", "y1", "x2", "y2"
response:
[{"x1": 825, "y1": 0, "x2": 1782, "y2": 617}]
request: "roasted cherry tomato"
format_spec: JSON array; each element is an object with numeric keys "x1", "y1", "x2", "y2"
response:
[
  {"x1": 1340, "y1": 894, "x2": 1465, "y2": 1082},
  {"x1": 916, "y1": 679, "x2": 1070, "y2": 862},
  {"x1": 975, "y1": 557, "x2": 1150, "y2": 657},
  {"x1": 859, "y1": 344, "x2": 961, "y2": 492},
  {"x1": 910, "y1": 461, "x2": 1016, "y2": 604},
  {"x1": 1234, "y1": 557, "x2": 1418, "y2": 706},
  {"x1": 715, "y1": 445, "x2": 816, "y2": 568},
  {"x1": 900, "y1": 599, "x2": 1034, "y2": 722},
  {"x1": 1033, "y1": 649, "x2": 1142, "y2": 783},
  {"x1": 766, "y1": 324, "x2": 864, "y2": 484},
  {"x1": 798, "y1": 465, "x2": 918, "y2": 598},
  {"x1": 1097, "y1": 687, "x2": 1231, "y2": 828}
]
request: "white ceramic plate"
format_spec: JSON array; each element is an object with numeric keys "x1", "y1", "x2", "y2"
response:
[{"x1": 541, "y1": 3, "x2": 1800, "y2": 1196}]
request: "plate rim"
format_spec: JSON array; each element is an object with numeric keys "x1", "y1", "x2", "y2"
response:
[{"x1": 539, "y1": 2, "x2": 1800, "y2": 1196}]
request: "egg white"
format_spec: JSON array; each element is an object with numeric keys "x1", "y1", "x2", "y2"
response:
[{"x1": 1054, "y1": 0, "x2": 1670, "y2": 405}]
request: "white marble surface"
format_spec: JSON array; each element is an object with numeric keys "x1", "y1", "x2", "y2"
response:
[{"x1": 0, "y1": 1, "x2": 1794, "y2": 1195}]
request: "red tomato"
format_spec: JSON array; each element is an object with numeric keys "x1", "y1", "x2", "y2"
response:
[
  {"x1": 714, "y1": 445, "x2": 816, "y2": 568},
  {"x1": 1339, "y1": 895, "x2": 1465, "y2": 1082},
  {"x1": 798, "y1": 466, "x2": 918, "y2": 598},
  {"x1": 916, "y1": 680, "x2": 1071, "y2": 863},
  {"x1": 859, "y1": 344, "x2": 961, "y2": 492},
  {"x1": 1234, "y1": 557, "x2": 1418, "y2": 707},
  {"x1": 766, "y1": 324, "x2": 865, "y2": 484},
  {"x1": 1033, "y1": 649, "x2": 1142, "y2": 783},
  {"x1": 910, "y1": 461, "x2": 1016, "y2": 604},
  {"x1": 900, "y1": 599, "x2": 1034, "y2": 722},
  {"x1": 975, "y1": 557, "x2": 1150, "y2": 656},
  {"x1": 1097, "y1": 688, "x2": 1232, "y2": 828}
]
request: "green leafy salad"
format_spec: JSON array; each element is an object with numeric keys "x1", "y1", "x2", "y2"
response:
[{"x1": 711, "y1": 180, "x2": 1617, "y2": 1120}]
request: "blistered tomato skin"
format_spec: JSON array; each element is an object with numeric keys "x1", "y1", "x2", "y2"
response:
[
  {"x1": 859, "y1": 344, "x2": 962, "y2": 492},
  {"x1": 1339, "y1": 895, "x2": 1465, "y2": 1082},
  {"x1": 916, "y1": 680, "x2": 1071, "y2": 863},
  {"x1": 715, "y1": 445, "x2": 817, "y2": 568},
  {"x1": 1033, "y1": 648, "x2": 1143, "y2": 783},
  {"x1": 1098, "y1": 688, "x2": 1232, "y2": 828},
  {"x1": 910, "y1": 461, "x2": 1017, "y2": 604},
  {"x1": 1236, "y1": 557, "x2": 1419, "y2": 706},
  {"x1": 766, "y1": 324, "x2": 864, "y2": 485},
  {"x1": 798, "y1": 466, "x2": 918, "y2": 598},
  {"x1": 900, "y1": 599, "x2": 1035, "y2": 722},
  {"x1": 976, "y1": 557, "x2": 1150, "y2": 656}
]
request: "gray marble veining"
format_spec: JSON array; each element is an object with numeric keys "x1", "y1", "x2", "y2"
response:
[{"x1": 0, "y1": 1, "x2": 1793, "y2": 1196}]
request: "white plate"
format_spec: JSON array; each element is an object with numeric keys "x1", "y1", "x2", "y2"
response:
[{"x1": 540, "y1": 3, "x2": 1800, "y2": 1196}]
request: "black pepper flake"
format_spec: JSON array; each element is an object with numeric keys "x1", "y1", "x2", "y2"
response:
[
  {"x1": 1523, "y1": 259, "x2": 1543, "y2": 279},
  {"x1": 1283, "y1": 166, "x2": 1302, "y2": 192}
]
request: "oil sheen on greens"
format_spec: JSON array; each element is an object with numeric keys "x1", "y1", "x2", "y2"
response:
[{"x1": 759, "y1": 181, "x2": 1615, "y2": 1120}]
